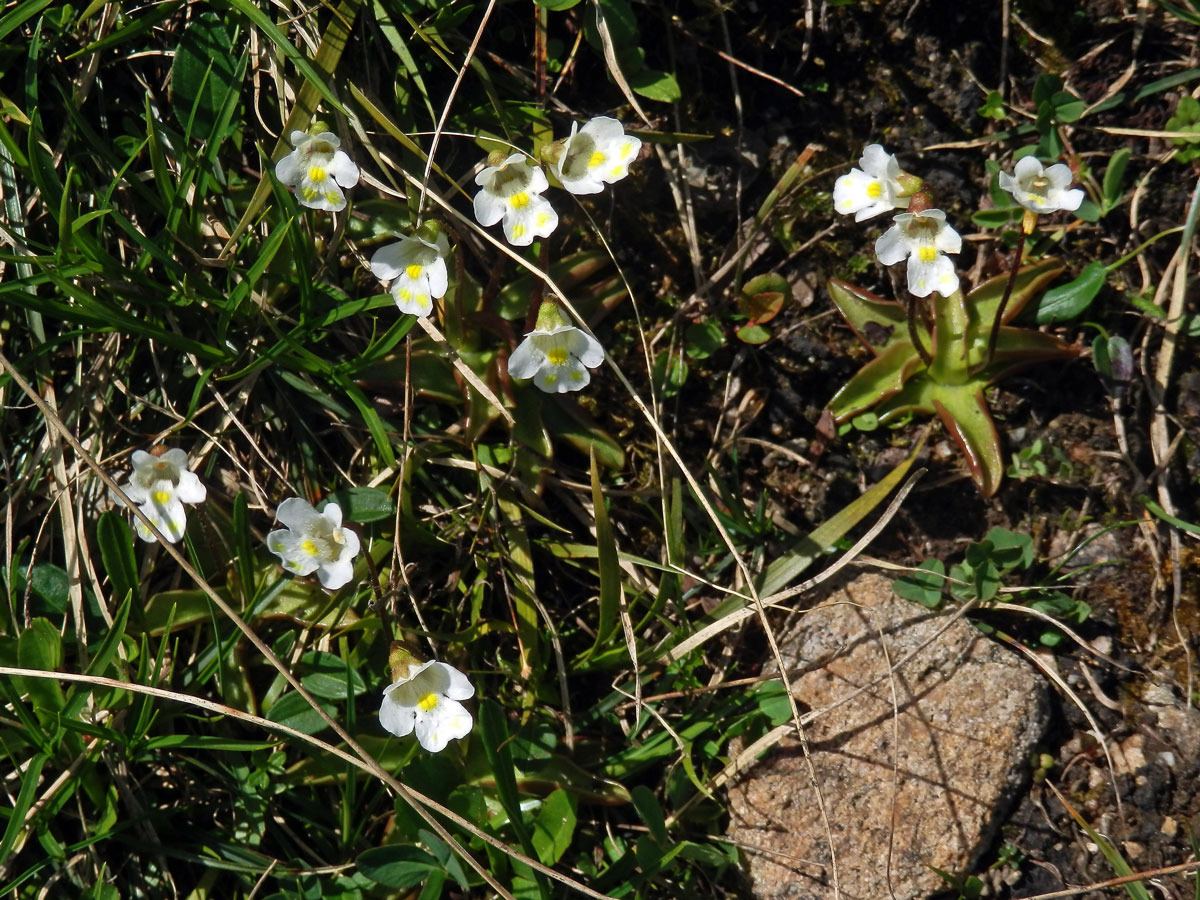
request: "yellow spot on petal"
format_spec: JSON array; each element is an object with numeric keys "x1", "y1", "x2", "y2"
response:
[
  {"x1": 510, "y1": 192, "x2": 530, "y2": 209},
  {"x1": 301, "y1": 187, "x2": 319, "y2": 201},
  {"x1": 543, "y1": 374, "x2": 557, "y2": 384},
  {"x1": 398, "y1": 288, "x2": 412, "y2": 301},
  {"x1": 609, "y1": 165, "x2": 625, "y2": 179},
  {"x1": 917, "y1": 246, "x2": 938, "y2": 262},
  {"x1": 324, "y1": 191, "x2": 341, "y2": 205},
  {"x1": 512, "y1": 223, "x2": 527, "y2": 239},
  {"x1": 152, "y1": 490, "x2": 171, "y2": 504},
  {"x1": 866, "y1": 181, "x2": 883, "y2": 199},
  {"x1": 308, "y1": 166, "x2": 327, "y2": 182},
  {"x1": 547, "y1": 348, "x2": 568, "y2": 365},
  {"x1": 569, "y1": 370, "x2": 584, "y2": 381},
  {"x1": 418, "y1": 692, "x2": 439, "y2": 712},
  {"x1": 301, "y1": 539, "x2": 319, "y2": 556},
  {"x1": 417, "y1": 294, "x2": 429, "y2": 308},
  {"x1": 588, "y1": 150, "x2": 607, "y2": 168},
  {"x1": 619, "y1": 141, "x2": 632, "y2": 157},
  {"x1": 406, "y1": 264, "x2": 423, "y2": 279},
  {"x1": 536, "y1": 213, "x2": 549, "y2": 227}
]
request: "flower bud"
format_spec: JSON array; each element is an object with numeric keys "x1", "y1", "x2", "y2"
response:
[
  {"x1": 905, "y1": 189, "x2": 934, "y2": 215},
  {"x1": 415, "y1": 219, "x2": 442, "y2": 244},
  {"x1": 388, "y1": 642, "x2": 424, "y2": 682},
  {"x1": 486, "y1": 149, "x2": 510, "y2": 169},
  {"x1": 539, "y1": 140, "x2": 565, "y2": 168},
  {"x1": 533, "y1": 300, "x2": 569, "y2": 333},
  {"x1": 895, "y1": 173, "x2": 924, "y2": 199}
]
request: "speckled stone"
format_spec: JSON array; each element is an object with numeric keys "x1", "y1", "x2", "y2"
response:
[{"x1": 727, "y1": 573, "x2": 1050, "y2": 900}]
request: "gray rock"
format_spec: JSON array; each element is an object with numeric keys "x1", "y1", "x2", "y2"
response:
[{"x1": 727, "y1": 573, "x2": 1050, "y2": 900}]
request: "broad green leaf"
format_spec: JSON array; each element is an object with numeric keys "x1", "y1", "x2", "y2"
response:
[
  {"x1": 170, "y1": 11, "x2": 239, "y2": 137},
  {"x1": 629, "y1": 67, "x2": 681, "y2": 102},
  {"x1": 357, "y1": 845, "x2": 443, "y2": 889},
  {"x1": 299, "y1": 650, "x2": 368, "y2": 699},
  {"x1": 264, "y1": 692, "x2": 336, "y2": 735},
  {"x1": 323, "y1": 486, "x2": 394, "y2": 523},
  {"x1": 531, "y1": 789, "x2": 577, "y2": 865},
  {"x1": 534, "y1": 0, "x2": 583, "y2": 8},
  {"x1": 18, "y1": 618, "x2": 65, "y2": 712},
  {"x1": 630, "y1": 786, "x2": 667, "y2": 845},
  {"x1": 1035, "y1": 261, "x2": 1106, "y2": 324},
  {"x1": 22, "y1": 563, "x2": 69, "y2": 615}
]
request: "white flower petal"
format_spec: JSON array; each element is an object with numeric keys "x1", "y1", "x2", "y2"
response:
[
  {"x1": 526, "y1": 163, "x2": 549, "y2": 194},
  {"x1": 473, "y1": 188, "x2": 506, "y2": 227},
  {"x1": 507, "y1": 335, "x2": 543, "y2": 380},
  {"x1": 874, "y1": 226, "x2": 907, "y2": 266},
  {"x1": 329, "y1": 151, "x2": 360, "y2": 188},
  {"x1": 175, "y1": 471, "x2": 207, "y2": 505},
  {"x1": 858, "y1": 144, "x2": 898, "y2": 179},
  {"x1": 158, "y1": 449, "x2": 190, "y2": 470},
  {"x1": 276, "y1": 497, "x2": 320, "y2": 531},
  {"x1": 425, "y1": 257, "x2": 448, "y2": 300},
  {"x1": 1013, "y1": 155, "x2": 1043, "y2": 181},
  {"x1": 428, "y1": 661, "x2": 475, "y2": 700},
  {"x1": 370, "y1": 241, "x2": 412, "y2": 281},
  {"x1": 275, "y1": 152, "x2": 302, "y2": 185},
  {"x1": 379, "y1": 690, "x2": 418, "y2": 738},
  {"x1": 316, "y1": 555, "x2": 354, "y2": 590},
  {"x1": 566, "y1": 328, "x2": 605, "y2": 368}
]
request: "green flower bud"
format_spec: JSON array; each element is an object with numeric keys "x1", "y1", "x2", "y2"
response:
[
  {"x1": 416, "y1": 219, "x2": 442, "y2": 244},
  {"x1": 896, "y1": 173, "x2": 924, "y2": 199},
  {"x1": 533, "y1": 300, "x2": 569, "y2": 333}
]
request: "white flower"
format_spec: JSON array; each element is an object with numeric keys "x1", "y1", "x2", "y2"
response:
[
  {"x1": 875, "y1": 209, "x2": 962, "y2": 298},
  {"x1": 266, "y1": 498, "x2": 361, "y2": 590},
  {"x1": 553, "y1": 116, "x2": 641, "y2": 195},
  {"x1": 833, "y1": 144, "x2": 909, "y2": 221},
  {"x1": 997, "y1": 155, "x2": 1084, "y2": 214},
  {"x1": 379, "y1": 660, "x2": 475, "y2": 753},
  {"x1": 274, "y1": 131, "x2": 360, "y2": 212},
  {"x1": 473, "y1": 153, "x2": 558, "y2": 246},
  {"x1": 119, "y1": 449, "x2": 207, "y2": 543},
  {"x1": 509, "y1": 324, "x2": 605, "y2": 393},
  {"x1": 370, "y1": 231, "x2": 450, "y2": 317}
]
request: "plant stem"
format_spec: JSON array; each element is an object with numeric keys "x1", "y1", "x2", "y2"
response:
[
  {"x1": 987, "y1": 210, "x2": 1037, "y2": 364},
  {"x1": 906, "y1": 292, "x2": 933, "y2": 367}
]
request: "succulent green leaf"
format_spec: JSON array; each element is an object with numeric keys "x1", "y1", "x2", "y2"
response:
[
  {"x1": 931, "y1": 389, "x2": 1004, "y2": 496},
  {"x1": 828, "y1": 341, "x2": 924, "y2": 422},
  {"x1": 827, "y1": 278, "x2": 912, "y2": 354}
]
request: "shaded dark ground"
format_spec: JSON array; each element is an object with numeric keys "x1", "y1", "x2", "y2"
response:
[{"x1": 569, "y1": 0, "x2": 1200, "y2": 895}]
